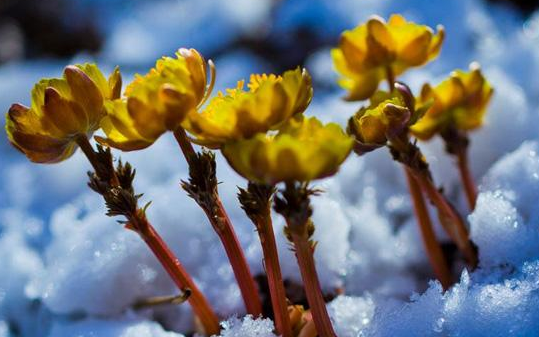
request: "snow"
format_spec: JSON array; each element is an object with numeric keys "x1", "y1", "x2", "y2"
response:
[
  {"x1": 216, "y1": 315, "x2": 277, "y2": 337},
  {"x1": 328, "y1": 295, "x2": 375, "y2": 337},
  {"x1": 471, "y1": 141, "x2": 539, "y2": 269},
  {"x1": 3, "y1": 0, "x2": 539, "y2": 335},
  {"x1": 46, "y1": 317, "x2": 185, "y2": 337}
]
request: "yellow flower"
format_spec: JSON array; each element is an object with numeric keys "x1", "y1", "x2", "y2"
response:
[
  {"x1": 410, "y1": 64, "x2": 493, "y2": 140},
  {"x1": 332, "y1": 14, "x2": 445, "y2": 101},
  {"x1": 5, "y1": 64, "x2": 121, "y2": 163},
  {"x1": 97, "y1": 48, "x2": 214, "y2": 150},
  {"x1": 348, "y1": 92, "x2": 411, "y2": 152},
  {"x1": 222, "y1": 116, "x2": 353, "y2": 184},
  {"x1": 183, "y1": 67, "x2": 313, "y2": 148}
]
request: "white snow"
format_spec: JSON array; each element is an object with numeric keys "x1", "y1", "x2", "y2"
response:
[
  {"x1": 216, "y1": 315, "x2": 277, "y2": 337},
  {"x1": 46, "y1": 317, "x2": 185, "y2": 337}
]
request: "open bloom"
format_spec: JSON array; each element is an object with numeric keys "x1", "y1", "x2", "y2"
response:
[
  {"x1": 222, "y1": 116, "x2": 353, "y2": 184},
  {"x1": 5, "y1": 64, "x2": 121, "y2": 163},
  {"x1": 97, "y1": 48, "x2": 214, "y2": 150},
  {"x1": 183, "y1": 68, "x2": 312, "y2": 148},
  {"x1": 332, "y1": 14, "x2": 444, "y2": 101},
  {"x1": 410, "y1": 64, "x2": 493, "y2": 140}
]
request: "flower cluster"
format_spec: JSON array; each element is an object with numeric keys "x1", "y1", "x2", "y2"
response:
[
  {"x1": 333, "y1": 14, "x2": 494, "y2": 285},
  {"x1": 6, "y1": 37, "x2": 354, "y2": 336},
  {"x1": 5, "y1": 12, "x2": 495, "y2": 337}
]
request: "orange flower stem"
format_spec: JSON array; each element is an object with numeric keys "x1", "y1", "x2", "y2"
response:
[
  {"x1": 76, "y1": 135, "x2": 220, "y2": 335},
  {"x1": 254, "y1": 213, "x2": 293, "y2": 337},
  {"x1": 133, "y1": 216, "x2": 221, "y2": 335},
  {"x1": 172, "y1": 128, "x2": 263, "y2": 316},
  {"x1": 290, "y1": 230, "x2": 336, "y2": 337},
  {"x1": 456, "y1": 148, "x2": 478, "y2": 210},
  {"x1": 404, "y1": 168, "x2": 452, "y2": 289},
  {"x1": 206, "y1": 198, "x2": 263, "y2": 316},
  {"x1": 411, "y1": 169, "x2": 477, "y2": 267},
  {"x1": 440, "y1": 128, "x2": 478, "y2": 211}
]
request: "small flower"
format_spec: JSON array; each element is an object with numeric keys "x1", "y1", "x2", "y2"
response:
[
  {"x1": 410, "y1": 64, "x2": 493, "y2": 140},
  {"x1": 222, "y1": 116, "x2": 353, "y2": 184},
  {"x1": 347, "y1": 92, "x2": 412, "y2": 153},
  {"x1": 332, "y1": 14, "x2": 444, "y2": 101},
  {"x1": 5, "y1": 64, "x2": 121, "y2": 163},
  {"x1": 183, "y1": 68, "x2": 313, "y2": 148},
  {"x1": 97, "y1": 48, "x2": 214, "y2": 150}
]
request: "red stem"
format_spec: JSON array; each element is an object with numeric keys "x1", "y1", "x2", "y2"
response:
[
  {"x1": 291, "y1": 232, "x2": 336, "y2": 337},
  {"x1": 137, "y1": 218, "x2": 221, "y2": 335},
  {"x1": 405, "y1": 169, "x2": 452, "y2": 289},
  {"x1": 456, "y1": 149, "x2": 478, "y2": 210},
  {"x1": 173, "y1": 128, "x2": 262, "y2": 316},
  {"x1": 208, "y1": 199, "x2": 263, "y2": 315},
  {"x1": 76, "y1": 136, "x2": 220, "y2": 335},
  {"x1": 412, "y1": 170, "x2": 477, "y2": 267},
  {"x1": 255, "y1": 214, "x2": 292, "y2": 337}
]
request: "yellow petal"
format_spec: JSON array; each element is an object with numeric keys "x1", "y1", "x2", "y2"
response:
[
  {"x1": 398, "y1": 30, "x2": 432, "y2": 66},
  {"x1": 75, "y1": 63, "x2": 110, "y2": 97},
  {"x1": 341, "y1": 69, "x2": 383, "y2": 101},
  {"x1": 64, "y1": 65, "x2": 104, "y2": 124},
  {"x1": 428, "y1": 26, "x2": 445, "y2": 60},
  {"x1": 178, "y1": 48, "x2": 207, "y2": 102},
  {"x1": 43, "y1": 87, "x2": 88, "y2": 135},
  {"x1": 367, "y1": 16, "x2": 394, "y2": 53},
  {"x1": 359, "y1": 114, "x2": 387, "y2": 144},
  {"x1": 98, "y1": 100, "x2": 154, "y2": 151},
  {"x1": 108, "y1": 66, "x2": 123, "y2": 100},
  {"x1": 388, "y1": 14, "x2": 406, "y2": 26},
  {"x1": 126, "y1": 97, "x2": 165, "y2": 140}
]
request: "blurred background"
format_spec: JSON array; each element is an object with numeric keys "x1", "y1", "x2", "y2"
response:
[
  {"x1": 2, "y1": 0, "x2": 539, "y2": 336},
  {"x1": 2, "y1": 0, "x2": 539, "y2": 217}
]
